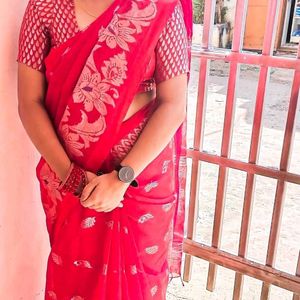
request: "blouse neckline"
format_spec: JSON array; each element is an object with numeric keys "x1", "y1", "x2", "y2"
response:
[{"x1": 69, "y1": 0, "x2": 117, "y2": 32}]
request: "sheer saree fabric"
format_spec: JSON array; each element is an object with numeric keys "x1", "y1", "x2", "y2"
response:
[{"x1": 32, "y1": 0, "x2": 192, "y2": 298}]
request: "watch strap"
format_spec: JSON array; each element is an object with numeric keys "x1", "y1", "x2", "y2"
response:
[{"x1": 96, "y1": 166, "x2": 138, "y2": 187}]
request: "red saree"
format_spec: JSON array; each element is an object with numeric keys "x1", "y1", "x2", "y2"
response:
[{"x1": 34, "y1": 0, "x2": 192, "y2": 299}]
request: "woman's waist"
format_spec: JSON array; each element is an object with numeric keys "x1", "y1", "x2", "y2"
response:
[{"x1": 122, "y1": 89, "x2": 156, "y2": 122}]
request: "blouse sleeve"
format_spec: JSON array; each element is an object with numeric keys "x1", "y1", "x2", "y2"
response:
[
  {"x1": 17, "y1": 0, "x2": 51, "y2": 72},
  {"x1": 154, "y1": 1, "x2": 189, "y2": 84}
]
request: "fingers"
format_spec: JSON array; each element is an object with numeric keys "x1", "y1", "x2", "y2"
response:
[
  {"x1": 80, "y1": 179, "x2": 98, "y2": 202},
  {"x1": 93, "y1": 199, "x2": 124, "y2": 213},
  {"x1": 85, "y1": 171, "x2": 97, "y2": 183},
  {"x1": 80, "y1": 175, "x2": 125, "y2": 211},
  {"x1": 80, "y1": 187, "x2": 100, "y2": 209},
  {"x1": 81, "y1": 198, "x2": 97, "y2": 208}
]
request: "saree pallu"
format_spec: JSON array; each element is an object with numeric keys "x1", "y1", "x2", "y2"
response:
[{"x1": 35, "y1": 0, "x2": 192, "y2": 299}]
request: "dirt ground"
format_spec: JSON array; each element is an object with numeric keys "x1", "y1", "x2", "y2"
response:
[{"x1": 166, "y1": 56, "x2": 300, "y2": 299}]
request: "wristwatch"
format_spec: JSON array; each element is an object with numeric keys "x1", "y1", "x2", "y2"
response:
[
  {"x1": 115, "y1": 164, "x2": 138, "y2": 187},
  {"x1": 96, "y1": 165, "x2": 138, "y2": 187}
]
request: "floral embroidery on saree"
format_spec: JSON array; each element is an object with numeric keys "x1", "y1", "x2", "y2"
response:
[
  {"x1": 70, "y1": 296, "x2": 84, "y2": 300},
  {"x1": 138, "y1": 212, "x2": 154, "y2": 223},
  {"x1": 150, "y1": 285, "x2": 158, "y2": 296},
  {"x1": 51, "y1": 252, "x2": 63, "y2": 265},
  {"x1": 98, "y1": 1, "x2": 157, "y2": 50},
  {"x1": 59, "y1": 107, "x2": 106, "y2": 157},
  {"x1": 130, "y1": 264, "x2": 138, "y2": 275},
  {"x1": 40, "y1": 161, "x2": 62, "y2": 200},
  {"x1": 73, "y1": 65, "x2": 116, "y2": 113},
  {"x1": 162, "y1": 159, "x2": 171, "y2": 174},
  {"x1": 81, "y1": 216, "x2": 97, "y2": 229},
  {"x1": 47, "y1": 291, "x2": 57, "y2": 300},
  {"x1": 58, "y1": 1, "x2": 158, "y2": 158},
  {"x1": 39, "y1": 162, "x2": 62, "y2": 225},
  {"x1": 101, "y1": 52, "x2": 128, "y2": 86},
  {"x1": 144, "y1": 180, "x2": 159, "y2": 192},
  {"x1": 145, "y1": 245, "x2": 159, "y2": 254},
  {"x1": 110, "y1": 118, "x2": 148, "y2": 161},
  {"x1": 73, "y1": 260, "x2": 93, "y2": 269},
  {"x1": 98, "y1": 14, "x2": 136, "y2": 50}
]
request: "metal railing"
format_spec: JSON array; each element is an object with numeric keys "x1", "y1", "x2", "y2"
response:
[{"x1": 183, "y1": 0, "x2": 300, "y2": 299}]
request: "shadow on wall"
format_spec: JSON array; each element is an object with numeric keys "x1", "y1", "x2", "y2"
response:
[{"x1": 0, "y1": 0, "x2": 49, "y2": 299}]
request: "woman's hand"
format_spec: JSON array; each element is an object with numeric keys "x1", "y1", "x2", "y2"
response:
[
  {"x1": 85, "y1": 170, "x2": 98, "y2": 183},
  {"x1": 80, "y1": 171, "x2": 130, "y2": 212}
]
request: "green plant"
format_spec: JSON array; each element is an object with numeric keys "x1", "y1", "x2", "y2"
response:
[
  {"x1": 193, "y1": 0, "x2": 228, "y2": 24},
  {"x1": 214, "y1": 0, "x2": 228, "y2": 24},
  {"x1": 193, "y1": 0, "x2": 205, "y2": 24}
]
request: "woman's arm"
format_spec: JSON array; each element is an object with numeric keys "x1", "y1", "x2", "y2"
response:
[
  {"x1": 122, "y1": 1, "x2": 189, "y2": 176},
  {"x1": 17, "y1": 63, "x2": 72, "y2": 182},
  {"x1": 17, "y1": 0, "x2": 96, "y2": 186},
  {"x1": 121, "y1": 74, "x2": 187, "y2": 175},
  {"x1": 80, "y1": 73, "x2": 187, "y2": 212}
]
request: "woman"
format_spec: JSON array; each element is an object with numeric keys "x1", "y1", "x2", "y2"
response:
[{"x1": 17, "y1": 0, "x2": 192, "y2": 298}]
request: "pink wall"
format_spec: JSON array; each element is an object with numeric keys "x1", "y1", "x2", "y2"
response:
[{"x1": 0, "y1": 1, "x2": 50, "y2": 298}]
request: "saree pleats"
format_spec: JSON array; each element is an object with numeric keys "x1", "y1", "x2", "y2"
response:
[{"x1": 44, "y1": 111, "x2": 178, "y2": 299}]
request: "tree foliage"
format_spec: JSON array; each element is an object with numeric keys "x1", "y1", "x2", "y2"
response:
[
  {"x1": 193, "y1": 0, "x2": 205, "y2": 24},
  {"x1": 193, "y1": 0, "x2": 228, "y2": 24}
]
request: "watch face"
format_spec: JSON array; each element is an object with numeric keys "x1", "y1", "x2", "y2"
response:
[{"x1": 118, "y1": 166, "x2": 135, "y2": 183}]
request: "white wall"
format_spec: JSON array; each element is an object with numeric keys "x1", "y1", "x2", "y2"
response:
[{"x1": 0, "y1": 1, "x2": 49, "y2": 298}]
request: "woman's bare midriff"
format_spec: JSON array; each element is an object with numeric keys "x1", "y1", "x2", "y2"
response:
[{"x1": 123, "y1": 90, "x2": 156, "y2": 122}]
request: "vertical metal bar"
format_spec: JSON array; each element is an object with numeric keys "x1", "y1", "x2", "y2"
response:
[
  {"x1": 261, "y1": 44, "x2": 300, "y2": 300},
  {"x1": 202, "y1": 0, "x2": 216, "y2": 51},
  {"x1": 293, "y1": 252, "x2": 300, "y2": 300},
  {"x1": 233, "y1": 1, "x2": 281, "y2": 299},
  {"x1": 206, "y1": 0, "x2": 248, "y2": 292},
  {"x1": 183, "y1": 59, "x2": 208, "y2": 281},
  {"x1": 183, "y1": 0, "x2": 215, "y2": 282}
]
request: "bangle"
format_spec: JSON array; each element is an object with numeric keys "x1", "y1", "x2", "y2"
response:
[
  {"x1": 59, "y1": 163, "x2": 88, "y2": 196},
  {"x1": 59, "y1": 162, "x2": 74, "y2": 187}
]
